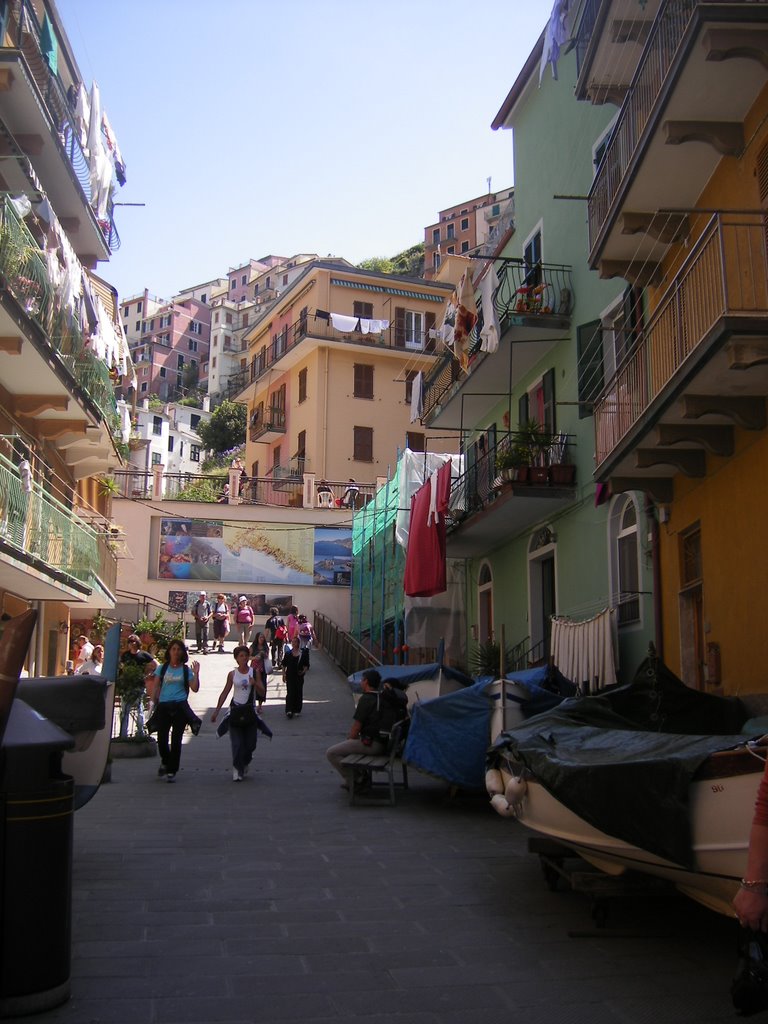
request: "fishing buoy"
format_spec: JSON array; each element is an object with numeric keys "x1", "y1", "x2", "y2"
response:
[
  {"x1": 485, "y1": 768, "x2": 504, "y2": 796},
  {"x1": 490, "y1": 793, "x2": 516, "y2": 818},
  {"x1": 504, "y1": 776, "x2": 527, "y2": 805}
]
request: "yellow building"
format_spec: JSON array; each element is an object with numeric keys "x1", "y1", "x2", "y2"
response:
[
  {"x1": 577, "y1": 0, "x2": 768, "y2": 692},
  {"x1": 236, "y1": 261, "x2": 455, "y2": 498}
]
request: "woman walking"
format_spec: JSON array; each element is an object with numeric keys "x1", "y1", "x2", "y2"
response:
[
  {"x1": 282, "y1": 636, "x2": 308, "y2": 719},
  {"x1": 234, "y1": 595, "x2": 254, "y2": 645},
  {"x1": 211, "y1": 646, "x2": 265, "y2": 781},
  {"x1": 76, "y1": 643, "x2": 104, "y2": 674},
  {"x1": 149, "y1": 640, "x2": 200, "y2": 783}
]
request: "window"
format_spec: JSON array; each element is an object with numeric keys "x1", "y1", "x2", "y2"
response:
[
  {"x1": 214, "y1": 311, "x2": 220, "y2": 324},
  {"x1": 266, "y1": 276, "x2": 271, "y2": 289},
  {"x1": 353, "y1": 301, "x2": 373, "y2": 321},
  {"x1": 188, "y1": 339, "x2": 198, "y2": 351},
  {"x1": 241, "y1": 274, "x2": 247, "y2": 285},
  {"x1": 177, "y1": 354, "x2": 184, "y2": 369},
  {"x1": 461, "y1": 241, "x2": 469, "y2": 253},
  {"x1": 354, "y1": 363, "x2": 374, "y2": 399},
  {"x1": 168, "y1": 436, "x2": 174, "y2": 452},
  {"x1": 226, "y1": 313, "x2": 233, "y2": 325},
  {"x1": 230, "y1": 279, "x2": 236, "y2": 290},
  {"x1": 152, "y1": 416, "x2": 162, "y2": 436},
  {"x1": 461, "y1": 218, "x2": 469, "y2": 231},
  {"x1": 189, "y1": 321, "x2": 202, "y2": 335},
  {"x1": 283, "y1": 274, "x2": 288, "y2": 285},
  {"x1": 404, "y1": 311, "x2": 424, "y2": 349},
  {"x1": 223, "y1": 335, "x2": 231, "y2": 347},
  {"x1": 446, "y1": 224, "x2": 455, "y2": 240},
  {"x1": 491, "y1": 204, "x2": 500, "y2": 216},
  {"x1": 212, "y1": 357, "x2": 217, "y2": 368},
  {"x1": 432, "y1": 228, "x2": 440, "y2": 244},
  {"x1": 296, "y1": 429, "x2": 306, "y2": 465},
  {"x1": 137, "y1": 301, "x2": 143, "y2": 313},
  {"x1": 254, "y1": 284, "x2": 259, "y2": 296},
  {"x1": 298, "y1": 367, "x2": 307, "y2": 403},
  {"x1": 135, "y1": 320, "x2": 140, "y2": 331},
  {"x1": 447, "y1": 246, "x2": 455, "y2": 255},
  {"x1": 273, "y1": 444, "x2": 281, "y2": 468},
  {"x1": 518, "y1": 367, "x2": 556, "y2": 435},
  {"x1": 406, "y1": 431, "x2": 425, "y2": 452},
  {"x1": 432, "y1": 252, "x2": 441, "y2": 271},
  {"x1": 524, "y1": 227, "x2": 543, "y2": 288},
  {"x1": 576, "y1": 320, "x2": 604, "y2": 419},
  {"x1": 191, "y1": 445, "x2": 201, "y2": 462},
  {"x1": 610, "y1": 496, "x2": 641, "y2": 625},
  {"x1": 140, "y1": 382, "x2": 148, "y2": 393},
  {"x1": 159, "y1": 366, "x2": 166, "y2": 378},
  {"x1": 242, "y1": 313, "x2": 248, "y2": 327},
  {"x1": 151, "y1": 452, "x2": 161, "y2": 466},
  {"x1": 353, "y1": 426, "x2": 373, "y2": 462},
  {"x1": 201, "y1": 293, "x2": 207, "y2": 304}
]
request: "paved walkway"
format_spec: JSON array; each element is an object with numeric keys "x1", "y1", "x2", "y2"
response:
[{"x1": 12, "y1": 645, "x2": 740, "y2": 1023}]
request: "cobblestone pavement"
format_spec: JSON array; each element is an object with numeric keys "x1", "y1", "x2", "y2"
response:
[{"x1": 10, "y1": 644, "x2": 740, "y2": 1023}]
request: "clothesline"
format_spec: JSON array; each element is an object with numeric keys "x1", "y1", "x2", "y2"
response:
[{"x1": 316, "y1": 310, "x2": 390, "y2": 335}]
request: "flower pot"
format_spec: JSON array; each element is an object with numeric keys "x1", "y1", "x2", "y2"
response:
[
  {"x1": 515, "y1": 466, "x2": 530, "y2": 483},
  {"x1": 550, "y1": 464, "x2": 576, "y2": 486},
  {"x1": 529, "y1": 466, "x2": 550, "y2": 485},
  {"x1": 109, "y1": 738, "x2": 158, "y2": 759}
]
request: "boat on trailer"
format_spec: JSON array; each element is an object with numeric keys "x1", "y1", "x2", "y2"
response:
[{"x1": 487, "y1": 652, "x2": 768, "y2": 917}]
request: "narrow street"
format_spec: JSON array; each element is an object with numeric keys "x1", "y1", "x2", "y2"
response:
[{"x1": 11, "y1": 646, "x2": 738, "y2": 1024}]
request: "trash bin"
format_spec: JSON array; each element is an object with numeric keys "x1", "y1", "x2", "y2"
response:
[{"x1": 0, "y1": 698, "x2": 74, "y2": 1017}]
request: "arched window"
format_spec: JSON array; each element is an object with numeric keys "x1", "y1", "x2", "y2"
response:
[{"x1": 610, "y1": 494, "x2": 640, "y2": 626}]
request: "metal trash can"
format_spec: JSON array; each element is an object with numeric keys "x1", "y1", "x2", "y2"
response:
[{"x1": 0, "y1": 698, "x2": 74, "y2": 1017}]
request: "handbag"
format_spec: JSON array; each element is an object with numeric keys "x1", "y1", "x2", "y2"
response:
[
  {"x1": 229, "y1": 700, "x2": 257, "y2": 728},
  {"x1": 263, "y1": 655, "x2": 273, "y2": 675}
]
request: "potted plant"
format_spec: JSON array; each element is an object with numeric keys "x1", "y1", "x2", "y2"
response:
[
  {"x1": 468, "y1": 639, "x2": 518, "y2": 678},
  {"x1": 548, "y1": 432, "x2": 576, "y2": 486},
  {"x1": 494, "y1": 444, "x2": 530, "y2": 484},
  {"x1": 517, "y1": 419, "x2": 550, "y2": 484}
]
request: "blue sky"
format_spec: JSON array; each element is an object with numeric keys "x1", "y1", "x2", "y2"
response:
[{"x1": 56, "y1": 1, "x2": 547, "y2": 301}]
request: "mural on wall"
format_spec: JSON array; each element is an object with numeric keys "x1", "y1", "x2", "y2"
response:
[{"x1": 158, "y1": 518, "x2": 352, "y2": 587}]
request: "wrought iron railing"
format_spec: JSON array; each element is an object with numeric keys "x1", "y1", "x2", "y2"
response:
[
  {"x1": 313, "y1": 611, "x2": 382, "y2": 677},
  {"x1": 0, "y1": 196, "x2": 117, "y2": 421},
  {"x1": 0, "y1": 451, "x2": 117, "y2": 593},
  {"x1": 421, "y1": 258, "x2": 573, "y2": 420},
  {"x1": 249, "y1": 405, "x2": 286, "y2": 441},
  {"x1": 587, "y1": 0, "x2": 698, "y2": 250},
  {"x1": 231, "y1": 313, "x2": 439, "y2": 397},
  {"x1": 5, "y1": 0, "x2": 120, "y2": 251},
  {"x1": 594, "y1": 214, "x2": 768, "y2": 464}
]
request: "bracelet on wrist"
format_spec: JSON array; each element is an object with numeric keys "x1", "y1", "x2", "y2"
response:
[{"x1": 740, "y1": 879, "x2": 768, "y2": 893}]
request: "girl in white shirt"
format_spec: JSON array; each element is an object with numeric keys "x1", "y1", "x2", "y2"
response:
[{"x1": 211, "y1": 646, "x2": 265, "y2": 781}]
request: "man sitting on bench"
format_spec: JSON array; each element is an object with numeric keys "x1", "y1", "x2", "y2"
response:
[{"x1": 326, "y1": 668, "x2": 385, "y2": 789}]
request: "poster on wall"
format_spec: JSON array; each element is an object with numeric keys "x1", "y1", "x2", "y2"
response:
[
  {"x1": 168, "y1": 591, "x2": 294, "y2": 614},
  {"x1": 158, "y1": 518, "x2": 352, "y2": 587}
]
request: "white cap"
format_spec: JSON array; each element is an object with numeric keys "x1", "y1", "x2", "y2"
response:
[
  {"x1": 199, "y1": 590, "x2": 206, "y2": 596},
  {"x1": 239, "y1": 595, "x2": 247, "y2": 602}
]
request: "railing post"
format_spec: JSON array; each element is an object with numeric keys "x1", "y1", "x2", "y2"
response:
[{"x1": 152, "y1": 463, "x2": 165, "y2": 500}]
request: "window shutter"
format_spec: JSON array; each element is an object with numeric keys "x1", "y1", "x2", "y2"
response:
[
  {"x1": 542, "y1": 368, "x2": 556, "y2": 433},
  {"x1": 576, "y1": 319, "x2": 604, "y2": 419},
  {"x1": 518, "y1": 392, "x2": 529, "y2": 429},
  {"x1": 395, "y1": 307, "x2": 406, "y2": 347},
  {"x1": 758, "y1": 141, "x2": 768, "y2": 204}
]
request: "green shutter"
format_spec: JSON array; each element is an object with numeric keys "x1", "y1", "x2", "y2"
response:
[{"x1": 577, "y1": 319, "x2": 604, "y2": 419}]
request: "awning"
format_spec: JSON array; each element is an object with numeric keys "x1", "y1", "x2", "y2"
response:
[{"x1": 330, "y1": 279, "x2": 446, "y2": 303}]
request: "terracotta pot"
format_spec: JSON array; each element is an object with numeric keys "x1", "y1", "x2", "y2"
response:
[
  {"x1": 550, "y1": 464, "x2": 576, "y2": 486},
  {"x1": 529, "y1": 466, "x2": 549, "y2": 485},
  {"x1": 515, "y1": 465, "x2": 530, "y2": 483}
]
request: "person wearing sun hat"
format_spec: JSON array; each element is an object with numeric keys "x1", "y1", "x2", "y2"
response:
[
  {"x1": 193, "y1": 590, "x2": 212, "y2": 654},
  {"x1": 234, "y1": 595, "x2": 254, "y2": 645}
]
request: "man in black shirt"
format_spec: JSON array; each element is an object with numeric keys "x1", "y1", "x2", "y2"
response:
[
  {"x1": 325, "y1": 669, "x2": 386, "y2": 786},
  {"x1": 119, "y1": 635, "x2": 157, "y2": 737}
]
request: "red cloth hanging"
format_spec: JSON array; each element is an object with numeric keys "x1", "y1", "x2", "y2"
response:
[{"x1": 404, "y1": 461, "x2": 452, "y2": 597}]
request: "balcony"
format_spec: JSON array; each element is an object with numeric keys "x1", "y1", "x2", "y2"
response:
[
  {"x1": 249, "y1": 404, "x2": 286, "y2": 443},
  {"x1": 0, "y1": 450, "x2": 117, "y2": 602},
  {"x1": 421, "y1": 258, "x2": 573, "y2": 430},
  {"x1": 0, "y1": 0, "x2": 120, "y2": 258},
  {"x1": 593, "y1": 214, "x2": 768, "y2": 499},
  {"x1": 232, "y1": 312, "x2": 440, "y2": 398},
  {"x1": 445, "y1": 432, "x2": 577, "y2": 558},
  {"x1": 587, "y1": 0, "x2": 768, "y2": 271},
  {"x1": 574, "y1": 0, "x2": 661, "y2": 104},
  {"x1": 0, "y1": 197, "x2": 119, "y2": 475}
]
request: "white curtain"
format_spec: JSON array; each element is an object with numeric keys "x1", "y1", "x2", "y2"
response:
[{"x1": 550, "y1": 608, "x2": 617, "y2": 688}]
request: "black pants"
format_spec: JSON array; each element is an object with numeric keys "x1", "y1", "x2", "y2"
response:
[
  {"x1": 285, "y1": 675, "x2": 304, "y2": 715},
  {"x1": 229, "y1": 720, "x2": 258, "y2": 773},
  {"x1": 155, "y1": 701, "x2": 187, "y2": 773}
]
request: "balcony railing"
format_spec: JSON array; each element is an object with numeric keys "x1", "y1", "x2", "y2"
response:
[
  {"x1": 6, "y1": 0, "x2": 120, "y2": 251},
  {"x1": 0, "y1": 196, "x2": 117, "y2": 423},
  {"x1": 594, "y1": 214, "x2": 768, "y2": 465},
  {"x1": 0, "y1": 451, "x2": 117, "y2": 593},
  {"x1": 421, "y1": 257, "x2": 573, "y2": 419},
  {"x1": 232, "y1": 313, "x2": 439, "y2": 396},
  {"x1": 588, "y1": 0, "x2": 703, "y2": 251},
  {"x1": 574, "y1": 0, "x2": 602, "y2": 78},
  {"x1": 249, "y1": 405, "x2": 286, "y2": 441}
]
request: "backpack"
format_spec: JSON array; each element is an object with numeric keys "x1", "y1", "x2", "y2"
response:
[
  {"x1": 236, "y1": 606, "x2": 253, "y2": 624},
  {"x1": 299, "y1": 623, "x2": 312, "y2": 641},
  {"x1": 274, "y1": 624, "x2": 288, "y2": 642},
  {"x1": 159, "y1": 661, "x2": 190, "y2": 693}
]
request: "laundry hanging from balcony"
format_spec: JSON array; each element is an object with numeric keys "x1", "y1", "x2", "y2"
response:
[
  {"x1": 479, "y1": 264, "x2": 500, "y2": 354},
  {"x1": 329, "y1": 312, "x2": 389, "y2": 334},
  {"x1": 404, "y1": 460, "x2": 452, "y2": 598},
  {"x1": 540, "y1": 0, "x2": 570, "y2": 84},
  {"x1": 433, "y1": 265, "x2": 477, "y2": 371},
  {"x1": 550, "y1": 607, "x2": 617, "y2": 689}
]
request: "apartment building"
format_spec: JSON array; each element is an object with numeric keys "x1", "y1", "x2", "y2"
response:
[
  {"x1": 234, "y1": 261, "x2": 455, "y2": 492},
  {"x1": 117, "y1": 397, "x2": 211, "y2": 476},
  {"x1": 424, "y1": 188, "x2": 515, "y2": 279},
  {"x1": 124, "y1": 294, "x2": 211, "y2": 402},
  {"x1": 0, "y1": 0, "x2": 131, "y2": 672}
]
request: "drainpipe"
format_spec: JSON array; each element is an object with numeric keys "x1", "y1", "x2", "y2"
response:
[
  {"x1": 322, "y1": 348, "x2": 329, "y2": 478},
  {"x1": 647, "y1": 496, "x2": 663, "y2": 662}
]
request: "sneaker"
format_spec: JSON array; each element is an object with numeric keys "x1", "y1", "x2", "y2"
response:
[
  {"x1": 218, "y1": 646, "x2": 224, "y2": 652},
  {"x1": 157, "y1": 765, "x2": 167, "y2": 777},
  {"x1": 190, "y1": 718, "x2": 202, "y2": 736},
  {"x1": 166, "y1": 773, "x2": 176, "y2": 783},
  {"x1": 286, "y1": 711, "x2": 293, "y2": 719},
  {"x1": 232, "y1": 768, "x2": 243, "y2": 782}
]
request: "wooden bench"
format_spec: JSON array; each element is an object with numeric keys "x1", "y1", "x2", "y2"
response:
[{"x1": 340, "y1": 720, "x2": 409, "y2": 806}]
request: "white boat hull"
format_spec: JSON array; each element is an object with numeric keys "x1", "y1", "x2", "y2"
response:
[{"x1": 494, "y1": 757, "x2": 763, "y2": 917}]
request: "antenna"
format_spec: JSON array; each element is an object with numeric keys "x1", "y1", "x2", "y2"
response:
[{"x1": 487, "y1": 176, "x2": 492, "y2": 194}]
